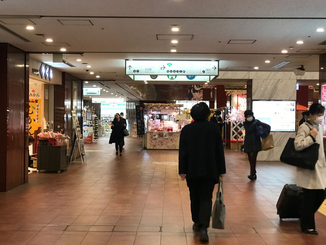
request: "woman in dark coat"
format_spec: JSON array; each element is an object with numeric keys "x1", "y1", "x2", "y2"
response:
[
  {"x1": 243, "y1": 110, "x2": 270, "y2": 181},
  {"x1": 109, "y1": 113, "x2": 126, "y2": 156},
  {"x1": 179, "y1": 102, "x2": 226, "y2": 243}
]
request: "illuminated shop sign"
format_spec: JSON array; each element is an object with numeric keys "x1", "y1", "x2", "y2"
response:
[
  {"x1": 83, "y1": 88, "x2": 101, "y2": 95},
  {"x1": 125, "y1": 60, "x2": 219, "y2": 77},
  {"x1": 39, "y1": 63, "x2": 53, "y2": 81}
]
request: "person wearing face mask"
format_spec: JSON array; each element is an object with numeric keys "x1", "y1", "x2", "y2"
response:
[
  {"x1": 294, "y1": 103, "x2": 326, "y2": 235},
  {"x1": 243, "y1": 110, "x2": 271, "y2": 181}
]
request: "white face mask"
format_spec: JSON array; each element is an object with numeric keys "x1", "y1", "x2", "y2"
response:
[
  {"x1": 315, "y1": 116, "x2": 323, "y2": 125},
  {"x1": 247, "y1": 116, "x2": 253, "y2": 122}
]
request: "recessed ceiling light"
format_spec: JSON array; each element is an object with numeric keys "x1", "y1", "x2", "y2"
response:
[
  {"x1": 281, "y1": 50, "x2": 288, "y2": 53},
  {"x1": 96, "y1": 75, "x2": 100, "y2": 78},
  {"x1": 171, "y1": 40, "x2": 178, "y2": 44},
  {"x1": 171, "y1": 49, "x2": 177, "y2": 52},
  {"x1": 116, "y1": 95, "x2": 118, "y2": 97},
  {"x1": 60, "y1": 48, "x2": 66, "y2": 52},
  {"x1": 45, "y1": 38, "x2": 53, "y2": 42},
  {"x1": 111, "y1": 93, "x2": 113, "y2": 95},
  {"x1": 317, "y1": 28, "x2": 325, "y2": 32},
  {"x1": 317, "y1": 83, "x2": 320, "y2": 86},
  {"x1": 265, "y1": 60, "x2": 271, "y2": 63},
  {"x1": 254, "y1": 66, "x2": 259, "y2": 70},
  {"x1": 90, "y1": 72, "x2": 94, "y2": 74},
  {"x1": 171, "y1": 26, "x2": 179, "y2": 32},
  {"x1": 93, "y1": 85, "x2": 96, "y2": 87},
  {"x1": 106, "y1": 91, "x2": 108, "y2": 93},
  {"x1": 26, "y1": 25, "x2": 34, "y2": 30},
  {"x1": 322, "y1": 67, "x2": 324, "y2": 70},
  {"x1": 85, "y1": 81, "x2": 88, "y2": 84},
  {"x1": 296, "y1": 40, "x2": 304, "y2": 44},
  {"x1": 87, "y1": 65, "x2": 91, "y2": 68},
  {"x1": 77, "y1": 59, "x2": 82, "y2": 62}
]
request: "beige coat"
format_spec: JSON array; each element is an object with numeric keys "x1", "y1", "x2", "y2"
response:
[{"x1": 294, "y1": 123, "x2": 326, "y2": 189}]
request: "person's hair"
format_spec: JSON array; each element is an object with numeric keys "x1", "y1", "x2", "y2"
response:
[
  {"x1": 244, "y1": 110, "x2": 254, "y2": 117},
  {"x1": 215, "y1": 110, "x2": 221, "y2": 116},
  {"x1": 29, "y1": 136, "x2": 34, "y2": 143},
  {"x1": 302, "y1": 111, "x2": 309, "y2": 116},
  {"x1": 120, "y1": 112, "x2": 124, "y2": 116},
  {"x1": 190, "y1": 102, "x2": 210, "y2": 121},
  {"x1": 113, "y1": 113, "x2": 120, "y2": 122},
  {"x1": 309, "y1": 103, "x2": 325, "y2": 115}
]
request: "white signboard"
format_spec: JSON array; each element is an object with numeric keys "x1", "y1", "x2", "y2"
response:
[
  {"x1": 129, "y1": 75, "x2": 214, "y2": 82},
  {"x1": 252, "y1": 101, "x2": 296, "y2": 132},
  {"x1": 126, "y1": 60, "x2": 219, "y2": 76},
  {"x1": 83, "y1": 88, "x2": 101, "y2": 95}
]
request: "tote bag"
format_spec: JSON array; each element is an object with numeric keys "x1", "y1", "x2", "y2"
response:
[
  {"x1": 280, "y1": 138, "x2": 319, "y2": 170},
  {"x1": 212, "y1": 177, "x2": 225, "y2": 229},
  {"x1": 123, "y1": 129, "x2": 129, "y2": 136},
  {"x1": 261, "y1": 134, "x2": 274, "y2": 151}
]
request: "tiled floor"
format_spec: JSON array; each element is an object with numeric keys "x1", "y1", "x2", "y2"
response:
[{"x1": 1, "y1": 137, "x2": 326, "y2": 244}]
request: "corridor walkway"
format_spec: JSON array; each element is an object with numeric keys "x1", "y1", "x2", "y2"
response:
[{"x1": 0, "y1": 137, "x2": 326, "y2": 245}]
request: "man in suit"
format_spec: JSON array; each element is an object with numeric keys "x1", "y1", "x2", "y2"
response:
[{"x1": 179, "y1": 102, "x2": 226, "y2": 243}]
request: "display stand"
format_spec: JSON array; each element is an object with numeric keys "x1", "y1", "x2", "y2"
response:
[
  {"x1": 94, "y1": 115, "x2": 99, "y2": 141},
  {"x1": 70, "y1": 129, "x2": 86, "y2": 164}
]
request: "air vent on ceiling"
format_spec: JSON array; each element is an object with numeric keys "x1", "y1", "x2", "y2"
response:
[
  {"x1": 297, "y1": 49, "x2": 324, "y2": 53},
  {"x1": 53, "y1": 54, "x2": 75, "y2": 67},
  {"x1": 42, "y1": 42, "x2": 70, "y2": 47},
  {"x1": 225, "y1": 66, "x2": 251, "y2": 70},
  {"x1": 58, "y1": 19, "x2": 93, "y2": 26},
  {"x1": 0, "y1": 19, "x2": 35, "y2": 25},
  {"x1": 156, "y1": 34, "x2": 194, "y2": 40},
  {"x1": 271, "y1": 61, "x2": 290, "y2": 69},
  {"x1": 227, "y1": 39, "x2": 256, "y2": 44}
]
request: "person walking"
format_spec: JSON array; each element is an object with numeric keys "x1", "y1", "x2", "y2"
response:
[
  {"x1": 179, "y1": 102, "x2": 226, "y2": 243},
  {"x1": 109, "y1": 113, "x2": 126, "y2": 156},
  {"x1": 210, "y1": 110, "x2": 223, "y2": 133},
  {"x1": 294, "y1": 103, "x2": 326, "y2": 235},
  {"x1": 243, "y1": 110, "x2": 270, "y2": 181}
]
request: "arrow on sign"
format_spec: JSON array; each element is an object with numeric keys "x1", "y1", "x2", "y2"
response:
[
  {"x1": 160, "y1": 65, "x2": 165, "y2": 70},
  {"x1": 212, "y1": 66, "x2": 217, "y2": 70},
  {"x1": 128, "y1": 65, "x2": 132, "y2": 70}
]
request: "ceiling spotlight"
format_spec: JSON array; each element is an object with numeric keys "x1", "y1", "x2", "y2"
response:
[
  {"x1": 106, "y1": 91, "x2": 109, "y2": 93},
  {"x1": 111, "y1": 93, "x2": 113, "y2": 95},
  {"x1": 322, "y1": 67, "x2": 324, "y2": 70},
  {"x1": 296, "y1": 40, "x2": 304, "y2": 44},
  {"x1": 317, "y1": 83, "x2": 320, "y2": 86},
  {"x1": 26, "y1": 25, "x2": 34, "y2": 30},
  {"x1": 265, "y1": 60, "x2": 271, "y2": 63},
  {"x1": 77, "y1": 59, "x2": 82, "y2": 62},
  {"x1": 90, "y1": 72, "x2": 94, "y2": 75},
  {"x1": 93, "y1": 85, "x2": 96, "y2": 87},
  {"x1": 254, "y1": 67, "x2": 259, "y2": 70},
  {"x1": 171, "y1": 26, "x2": 179, "y2": 32},
  {"x1": 96, "y1": 75, "x2": 100, "y2": 78},
  {"x1": 205, "y1": 82, "x2": 208, "y2": 84},
  {"x1": 60, "y1": 48, "x2": 66, "y2": 52},
  {"x1": 116, "y1": 95, "x2": 118, "y2": 96},
  {"x1": 317, "y1": 28, "x2": 325, "y2": 32},
  {"x1": 45, "y1": 38, "x2": 53, "y2": 42},
  {"x1": 171, "y1": 49, "x2": 177, "y2": 52},
  {"x1": 281, "y1": 50, "x2": 288, "y2": 53},
  {"x1": 171, "y1": 40, "x2": 178, "y2": 44},
  {"x1": 85, "y1": 81, "x2": 88, "y2": 84},
  {"x1": 87, "y1": 65, "x2": 91, "y2": 68}
]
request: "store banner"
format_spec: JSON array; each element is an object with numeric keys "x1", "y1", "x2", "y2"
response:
[{"x1": 29, "y1": 99, "x2": 42, "y2": 136}]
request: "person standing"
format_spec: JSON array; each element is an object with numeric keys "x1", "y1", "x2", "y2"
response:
[
  {"x1": 210, "y1": 110, "x2": 223, "y2": 133},
  {"x1": 294, "y1": 103, "x2": 326, "y2": 235},
  {"x1": 243, "y1": 110, "x2": 270, "y2": 181},
  {"x1": 179, "y1": 102, "x2": 226, "y2": 243},
  {"x1": 109, "y1": 113, "x2": 126, "y2": 156}
]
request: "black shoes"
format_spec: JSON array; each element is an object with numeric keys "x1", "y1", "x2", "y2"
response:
[
  {"x1": 116, "y1": 151, "x2": 118, "y2": 155},
  {"x1": 302, "y1": 229, "x2": 318, "y2": 235},
  {"x1": 192, "y1": 223, "x2": 200, "y2": 232},
  {"x1": 120, "y1": 153, "x2": 122, "y2": 156},
  {"x1": 248, "y1": 174, "x2": 257, "y2": 181},
  {"x1": 199, "y1": 228, "x2": 209, "y2": 243}
]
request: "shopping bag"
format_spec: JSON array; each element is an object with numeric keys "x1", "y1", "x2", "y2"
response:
[
  {"x1": 261, "y1": 134, "x2": 274, "y2": 151},
  {"x1": 123, "y1": 129, "x2": 129, "y2": 136},
  {"x1": 211, "y1": 177, "x2": 225, "y2": 229},
  {"x1": 280, "y1": 138, "x2": 319, "y2": 170}
]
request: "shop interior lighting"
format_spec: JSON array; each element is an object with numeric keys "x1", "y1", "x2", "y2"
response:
[
  {"x1": 281, "y1": 50, "x2": 288, "y2": 53},
  {"x1": 26, "y1": 25, "x2": 34, "y2": 30},
  {"x1": 322, "y1": 67, "x2": 324, "y2": 70},
  {"x1": 93, "y1": 85, "x2": 96, "y2": 87},
  {"x1": 111, "y1": 93, "x2": 113, "y2": 95},
  {"x1": 96, "y1": 75, "x2": 100, "y2": 78},
  {"x1": 171, "y1": 27, "x2": 179, "y2": 32},
  {"x1": 296, "y1": 40, "x2": 304, "y2": 44},
  {"x1": 254, "y1": 66, "x2": 259, "y2": 70},
  {"x1": 60, "y1": 48, "x2": 66, "y2": 52},
  {"x1": 90, "y1": 72, "x2": 94, "y2": 74},
  {"x1": 317, "y1": 28, "x2": 325, "y2": 32},
  {"x1": 171, "y1": 40, "x2": 178, "y2": 44},
  {"x1": 265, "y1": 60, "x2": 270, "y2": 63},
  {"x1": 171, "y1": 49, "x2": 177, "y2": 52},
  {"x1": 317, "y1": 83, "x2": 320, "y2": 86},
  {"x1": 45, "y1": 38, "x2": 53, "y2": 42},
  {"x1": 77, "y1": 59, "x2": 82, "y2": 62},
  {"x1": 85, "y1": 81, "x2": 88, "y2": 83},
  {"x1": 87, "y1": 65, "x2": 91, "y2": 68}
]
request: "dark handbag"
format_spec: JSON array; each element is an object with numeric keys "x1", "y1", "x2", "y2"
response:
[
  {"x1": 211, "y1": 177, "x2": 225, "y2": 229},
  {"x1": 123, "y1": 129, "x2": 129, "y2": 136},
  {"x1": 280, "y1": 138, "x2": 319, "y2": 170}
]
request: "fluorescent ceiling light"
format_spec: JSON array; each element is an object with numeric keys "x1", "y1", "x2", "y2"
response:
[
  {"x1": 265, "y1": 60, "x2": 270, "y2": 63},
  {"x1": 90, "y1": 72, "x2": 94, "y2": 74},
  {"x1": 87, "y1": 65, "x2": 91, "y2": 68},
  {"x1": 271, "y1": 61, "x2": 290, "y2": 69},
  {"x1": 171, "y1": 49, "x2": 177, "y2": 52},
  {"x1": 26, "y1": 25, "x2": 34, "y2": 30},
  {"x1": 60, "y1": 48, "x2": 66, "y2": 52},
  {"x1": 317, "y1": 28, "x2": 325, "y2": 32},
  {"x1": 77, "y1": 59, "x2": 82, "y2": 62},
  {"x1": 281, "y1": 50, "x2": 288, "y2": 53},
  {"x1": 93, "y1": 85, "x2": 96, "y2": 87},
  {"x1": 171, "y1": 40, "x2": 178, "y2": 44},
  {"x1": 171, "y1": 27, "x2": 179, "y2": 32},
  {"x1": 85, "y1": 81, "x2": 88, "y2": 83},
  {"x1": 254, "y1": 66, "x2": 259, "y2": 70},
  {"x1": 46, "y1": 38, "x2": 53, "y2": 42},
  {"x1": 96, "y1": 75, "x2": 100, "y2": 78},
  {"x1": 296, "y1": 40, "x2": 304, "y2": 44}
]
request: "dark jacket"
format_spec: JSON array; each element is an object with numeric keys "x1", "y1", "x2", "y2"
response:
[
  {"x1": 109, "y1": 119, "x2": 126, "y2": 145},
  {"x1": 179, "y1": 121, "x2": 226, "y2": 183},
  {"x1": 210, "y1": 115, "x2": 223, "y2": 133},
  {"x1": 243, "y1": 117, "x2": 271, "y2": 153}
]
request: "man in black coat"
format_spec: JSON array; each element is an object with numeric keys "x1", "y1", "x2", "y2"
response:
[{"x1": 179, "y1": 102, "x2": 226, "y2": 243}]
